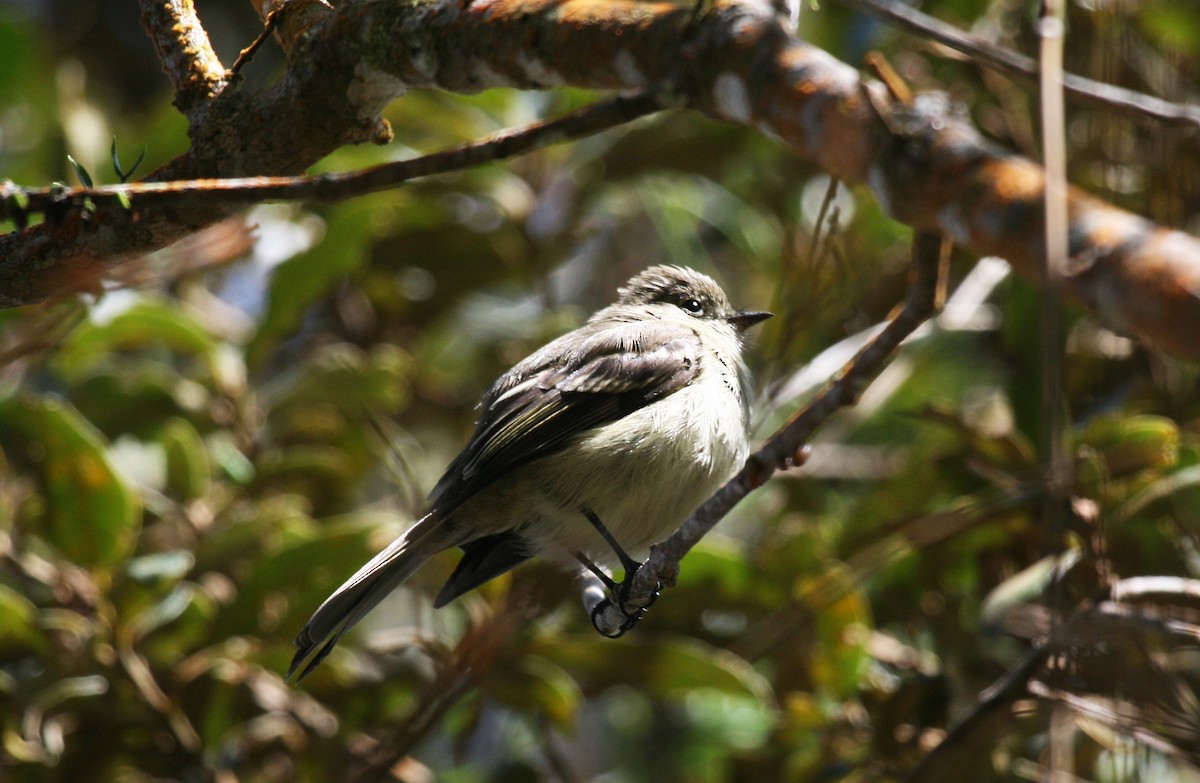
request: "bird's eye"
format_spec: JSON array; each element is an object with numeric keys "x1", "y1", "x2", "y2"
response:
[{"x1": 681, "y1": 298, "x2": 704, "y2": 314}]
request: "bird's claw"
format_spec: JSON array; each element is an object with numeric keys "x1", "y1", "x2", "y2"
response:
[{"x1": 590, "y1": 562, "x2": 662, "y2": 637}]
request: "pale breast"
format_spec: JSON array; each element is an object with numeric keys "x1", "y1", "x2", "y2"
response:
[{"x1": 526, "y1": 356, "x2": 750, "y2": 563}]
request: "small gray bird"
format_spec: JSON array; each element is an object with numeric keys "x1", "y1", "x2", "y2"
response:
[{"x1": 289, "y1": 265, "x2": 770, "y2": 680}]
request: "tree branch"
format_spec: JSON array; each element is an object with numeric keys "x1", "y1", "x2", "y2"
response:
[
  {"x1": 137, "y1": 0, "x2": 227, "y2": 114},
  {"x1": 4, "y1": 0, "x2": 1199, "y2": 361},
  {"x1": 2, "y1": 92, "x2": 660, "y2": 217},
  {"x1": 840, "y1": 0, "x2": 1200, "y2": 131}
]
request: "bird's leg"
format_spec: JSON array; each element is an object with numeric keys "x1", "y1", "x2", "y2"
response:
[
  {"x1": 580, "y1": 506, "x2": 640, "y2": 576},
  {"x1": 579, "y1": 506, "x2": 661, "y2": 637},
  {"x1": 572, "y1": 551, "x2": 618, "y2": 593}
]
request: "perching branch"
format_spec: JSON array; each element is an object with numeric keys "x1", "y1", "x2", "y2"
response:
[{"x1": 591, "y1": 231, "x2": 949, "y2": 634}]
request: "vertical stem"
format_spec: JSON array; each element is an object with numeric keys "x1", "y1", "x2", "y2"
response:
[{"x1": 1038, "y1": 1, "x2": 1074, "y2": 779}]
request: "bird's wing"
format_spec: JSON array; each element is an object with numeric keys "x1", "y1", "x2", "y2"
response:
[{"x1": 428, "y1": 319, "x2": 703, "y2": 511}]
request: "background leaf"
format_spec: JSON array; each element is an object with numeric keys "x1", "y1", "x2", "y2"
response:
[{"x1": 0, "y1": 394, "x2": 140, "y2": 569}]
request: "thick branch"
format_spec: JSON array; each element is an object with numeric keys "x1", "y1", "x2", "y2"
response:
[
  {"x1": 137, "y1": 0, "x2": 227, "y2": 114},
  {"x1": 3, "y1": 0, "x2": 1199, "y2": 360}
]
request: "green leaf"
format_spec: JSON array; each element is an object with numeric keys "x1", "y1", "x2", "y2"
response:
[
  {"x1": 209, "y1": 433, "x2": 255, "y2": 484},
  {"x1": 161, "y1": 417, "x2": 211, "y2": 500},
  {"x1": 0, "y1": 584, "x2": 48, "y2": 655},
  {"x1": 210, "y1": 511, "x2": 404, "y2": 638},
  {"x1": 249, "y1": 202, "x2": 379, "y2": 366},
  {"x1": 1075, "y1": 414, "x2": 1180, "y2": 499},
  {"x1": 485, "y1": 655, "x2": 582, "y2": 731},
  {"x1": 809, "y1": 586, "x2": 872, "y2": 698},
  {"x1": 67, "y1": 154, "x2": 93, "y2": 188},
  {"x1": 540, "y1": 635, "x2": 774, "y2": 708},
  {"x1": 0, "y1": 393, "x2": 141, "y2": 568},
  {"x1": 53, "y1": 299, "x2": 217, "y2": 381},
  {"x1": 1077, "y1": 415, "x2": 1179, "y2": 473},
  {"x1": 981, "y1": 549, "x2": 1082, "y2": 628},
  {"x1": 1114, "y1": 463, "x2": 1200, "y2": 524},
  {"x1": 1139, "y1": 0, "x2": 1200, "y2": 53},
  {"x1": 111, "y1": 137, "x2": 146, "y2": 183},
  {"x1": 126, "y1": 582, "x2": 206, "y2": 641},
  {"x1": 136, "y1": 585, "x2": 218, "y2": 666},
  {"x1": 265, "y1": 344, "x2": 411, "y2": 419}
]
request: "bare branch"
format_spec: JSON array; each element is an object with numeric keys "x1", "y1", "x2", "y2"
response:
[
  {"x1": 840, "y1": 0, "x2": 1200, "y2": 131},
  {"x1": 902, "y1": 647, "x2": 1047, "y2": 783},
  {"x1": 913, "y1": 574, "x2": 1200, "y2": 778},
  {"x1": 3, "y1": 92, "x2": 660, "y2": 218},
  {"x1": 247, "y1": 0, "x2": 335, "y2": 59},
  {"x1": 1036, "y1": 6, "x2": 1076, "y2": 771}
]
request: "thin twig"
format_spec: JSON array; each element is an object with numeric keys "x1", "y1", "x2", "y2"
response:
[
  {"x1": 907, "y1": 573, "x2": 1200, "y2": 779},
  {"x1": 350, "y1": 589, "x2": 536, "y2": 783},
  {"x1": 901, "y1": 647, "x2": 1048, "y2": 782},
  {"x1": 592, "y1": 231, "x2": 949, "y2": 634},
  {"x1": 229, "y1": 6, "x2": 283, "y2": 78},
  {"x1": 0, "y1": 92, "x2": 661, "y2": 223},
  {"x1": 841, "y1": 0, "x2": 1200, "y2": 131},
  {"x1": 1037, "y1": 2, "x2": 1074, "y2": 779}
]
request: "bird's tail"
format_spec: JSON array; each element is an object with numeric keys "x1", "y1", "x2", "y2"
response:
[{"x1": 288, "y1": 512, "x2": 458, "y2": 682}]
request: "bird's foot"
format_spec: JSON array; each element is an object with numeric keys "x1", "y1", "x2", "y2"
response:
[
  {"x1": 589, "y1": 561, "x2": 662, "y2": 638},
  {"x1": 574, "y1": 506, "x2": 662, "y2": 637}
]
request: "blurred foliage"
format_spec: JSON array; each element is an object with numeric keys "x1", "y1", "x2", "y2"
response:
[{"x1": 2, "y1": 0, "x2": 1200, "y2": 781}]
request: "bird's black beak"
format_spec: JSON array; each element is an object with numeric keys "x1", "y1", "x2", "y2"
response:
[{"x1": 727, "y1": 310, "x2": 773, "y2": 331}]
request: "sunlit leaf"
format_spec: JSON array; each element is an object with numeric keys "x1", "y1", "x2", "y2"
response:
[
  {"x1": 208, "y1": 432, "x2": 255, "y2": 484},
  {"x1": 53, "y1": 299, "x2": 216, "y2": 381},
  {"x1": 66, "y1": 155, "x2": 93, "y2": 188},
  {"x1": 0, "y1": 393, "x2": 141, "y2": 569},
  {"x1": 980, "y1": 549, "x2": 1082, "y2": 628}
]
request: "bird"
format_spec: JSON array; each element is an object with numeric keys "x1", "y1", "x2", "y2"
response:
[{"x1": 288, "y1": 265, "x2": 770, "y2": 681}]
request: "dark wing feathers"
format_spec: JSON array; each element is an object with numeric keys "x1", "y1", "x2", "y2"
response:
[
  {"x1": 428, "y1": 320, "x2": 702, "y2": 511},
  {"x1": 433, "y1": 530, "x2": 535, "y2": 608}
]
